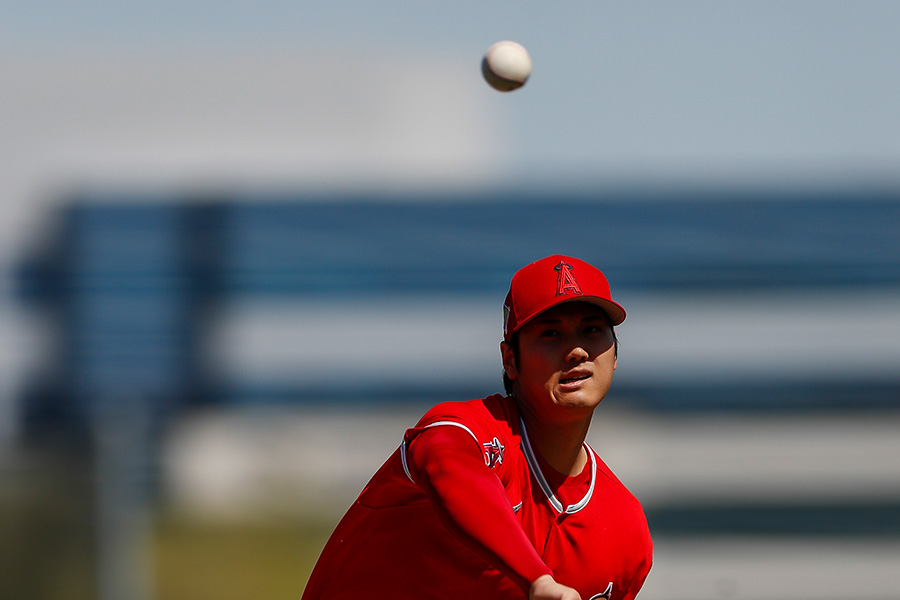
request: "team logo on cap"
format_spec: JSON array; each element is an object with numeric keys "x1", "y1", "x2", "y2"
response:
[{"x1": 554, "y1": 260, "x2": 583, "y2": 296}]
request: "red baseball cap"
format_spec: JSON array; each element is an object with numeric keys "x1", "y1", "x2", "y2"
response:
[{"x1": 503, "y1": 255, "x2": 626, "y2": 340}]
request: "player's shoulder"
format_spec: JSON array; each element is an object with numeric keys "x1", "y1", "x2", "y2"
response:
[
  {"x1": 417, "y1": 394, "x2": 517, "y2": 428},
  {"x1": 414, "y1": 394, "x2": 519, "y2": 451}
]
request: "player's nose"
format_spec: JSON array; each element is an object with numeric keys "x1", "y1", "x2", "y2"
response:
[{"x1": 566, "y1": 345, "x2": 589, "y2": 362}]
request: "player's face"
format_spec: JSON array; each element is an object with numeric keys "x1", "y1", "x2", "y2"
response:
[{"x1": 502, "y1": 301, "x2": 617, "y2": 424}]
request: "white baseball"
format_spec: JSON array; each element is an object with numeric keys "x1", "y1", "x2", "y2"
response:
[{"x1": 482, "y1": 41, "x2": 532, "y2": 92}]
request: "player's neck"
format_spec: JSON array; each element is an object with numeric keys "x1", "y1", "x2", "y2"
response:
[{"x1": 520, "y1": 410, "x2": 591, "y2": 478}]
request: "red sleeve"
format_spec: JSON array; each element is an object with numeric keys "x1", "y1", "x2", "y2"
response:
[{"x1": 406, "y1": 424, "x2": 553, "y2": 593}]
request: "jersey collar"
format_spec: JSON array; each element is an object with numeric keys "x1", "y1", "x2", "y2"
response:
[{"x1": 518, "y1": 415, "x2": 597, "y2": 515}]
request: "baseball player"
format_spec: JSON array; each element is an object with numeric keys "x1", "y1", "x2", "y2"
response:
[{"x1": 301, "y1": 255, "x2": 652, "y2": 600}]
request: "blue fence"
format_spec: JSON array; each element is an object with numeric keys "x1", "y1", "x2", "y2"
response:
[{"x1": 15, "y1": 188, "x2": 900, "y2": 431}]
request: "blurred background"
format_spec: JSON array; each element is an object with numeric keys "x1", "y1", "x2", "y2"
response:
[{"x1": 2, "y1": 2, "x2": 899, "y2": 599}]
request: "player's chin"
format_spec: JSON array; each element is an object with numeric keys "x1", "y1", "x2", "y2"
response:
[
  {"x1": 553, "y1": 388, "x2": 605, "y2": 411},
  {"x1": 555, "y1": 382, "x2": 610, "y2": 409}
]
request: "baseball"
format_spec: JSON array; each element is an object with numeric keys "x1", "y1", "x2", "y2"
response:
[{"x1": 482, "y1": 41, "x2": 532, "y2": 92}]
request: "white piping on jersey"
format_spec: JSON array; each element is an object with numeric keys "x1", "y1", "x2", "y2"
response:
[
  {"x1": 400, "y1": 420, "x2": 481, "y2": 484},
  {"x1": 519, "y1": 415, "x2": 597, "y2": 515}
]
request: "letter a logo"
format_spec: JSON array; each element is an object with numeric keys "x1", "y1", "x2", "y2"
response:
[{"x1": 554, "y1": 261, "x2": 583, "y2": 297}]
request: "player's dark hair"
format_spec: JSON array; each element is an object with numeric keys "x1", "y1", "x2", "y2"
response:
[
  {"x1": 502, "y1": 333, "x2": 520, "y2": 396},
  {"x1": 502, "y1": 314, "x2": 618, "y2": 396}
]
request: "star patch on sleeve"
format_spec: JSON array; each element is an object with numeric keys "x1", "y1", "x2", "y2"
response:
[{"x1": 483, "y1": 437, "x2": 505, "y2": 469}]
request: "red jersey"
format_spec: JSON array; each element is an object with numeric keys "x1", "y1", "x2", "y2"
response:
[{"x1": 301, "y1": 394, "x2": 652, "y2": 600}]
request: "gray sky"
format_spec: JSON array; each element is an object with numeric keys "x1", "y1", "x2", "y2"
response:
[{"x1": 3, "y1": 1, "x2": 899, "y2": 188}]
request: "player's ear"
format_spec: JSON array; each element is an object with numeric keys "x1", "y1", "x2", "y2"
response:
[{"x1": 500, "y1": 341, "x2": 518, "y2": 380}]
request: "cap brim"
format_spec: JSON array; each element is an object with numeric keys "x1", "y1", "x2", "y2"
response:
[
  {"x1": 556, "y1": 296, "x2": 625, "y2": 327},
  {"x1": 588, "y1": 297, "x2": 626, "y2": 326},
  {"x1": 512, "y1": 295, "x2": 626, "y2": 337}
]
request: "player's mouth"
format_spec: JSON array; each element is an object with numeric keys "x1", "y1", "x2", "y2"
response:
[{"x1": 559, "y1": 372, "x2": 591, "y2": 386}]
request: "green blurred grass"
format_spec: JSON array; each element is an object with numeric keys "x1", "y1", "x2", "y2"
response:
[
  {"x1": 153, "y1": 515, "x2": 335, "y2": 600},
  {"x1": 2, "y1": 447, "x2": 340, "y2": 600},
  {"x1": 1, "y1": 471, "x2": 336, "y2": 600},
  {"x1": 0, "y1": 450, "x2": 95, "y2": 600}
]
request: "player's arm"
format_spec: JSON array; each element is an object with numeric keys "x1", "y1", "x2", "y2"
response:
[{"x1": 406, "y1": 425, "x2": 580, "y2": 598}]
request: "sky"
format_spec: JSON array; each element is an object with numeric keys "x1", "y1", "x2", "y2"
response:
[{"x1": 2, "y1": 1, "x2": 900, "y2": 188}]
